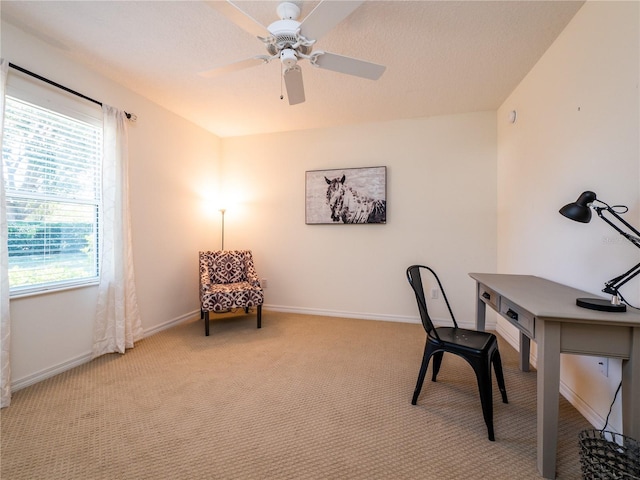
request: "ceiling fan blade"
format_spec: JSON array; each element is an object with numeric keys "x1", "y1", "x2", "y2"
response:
[
  {"x1": 311, "y1": 52, "x2": 386, "y2": 80},
  {"x1": 199, "y1": 56, "x2": 269, "y2": 79},
  {"x1": 206, "y1": 0, "x2": 269, "y2": 38},
  {"x1": 284, "y1": 67, "x2": 305, "y2": 105},
  {"x1": 300, "y1": 0, "x2": 365, "y2": 41}
]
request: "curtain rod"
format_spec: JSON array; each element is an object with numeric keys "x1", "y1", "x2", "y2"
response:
[{"x1": 8, "y1": 62, "x2": 135, "y2": 120}]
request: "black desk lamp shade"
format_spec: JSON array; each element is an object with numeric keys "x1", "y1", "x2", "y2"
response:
[
  {"x1": 559, "y1": 191, "x2": 596, "y2": 223},
  {"x1": 559, "y1": 191, "x2": 640, "y2": 313}
]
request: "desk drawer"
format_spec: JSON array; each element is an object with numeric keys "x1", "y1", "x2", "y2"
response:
[
  {"x1": 500, "y1": 299, "x2": 535, "y2": 337},
  {"x1": 478, "y1": 284, "x2": 499, "y2": 311}
]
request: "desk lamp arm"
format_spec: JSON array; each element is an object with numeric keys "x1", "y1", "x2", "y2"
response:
[{"x1": 595, "y1": 205, "x2": 640, "y2": 301}]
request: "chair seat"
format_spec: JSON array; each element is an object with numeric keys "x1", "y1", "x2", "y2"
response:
[
  {"x1": 201, "y1": 281, "x2": 264, "y2": 312},
  {"x1": 433, "y1": 327, "x2": 496, "y2": 353}
]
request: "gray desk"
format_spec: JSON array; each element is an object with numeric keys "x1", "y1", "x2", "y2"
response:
[{"x1": 469, "y1": 273, "x2": 640, "y2": 479}]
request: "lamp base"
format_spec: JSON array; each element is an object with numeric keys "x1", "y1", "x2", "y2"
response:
[{"x1": 576, "y1": 298, "x2": 626, "y2": 313}]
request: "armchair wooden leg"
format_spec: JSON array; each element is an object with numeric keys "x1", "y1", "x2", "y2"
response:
[
  {"x1": 257, "y1": 305, "x2": 262, "y2": 329},
  {"x1": 204, "y1": 311, "x2": 210, "y2": 336}
]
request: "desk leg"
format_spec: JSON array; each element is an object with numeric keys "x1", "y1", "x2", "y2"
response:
[
  {"x1": 519, "y1": 333, "x2": 531, "y2": 372},
  {"x1": 476, "y1": 282, "x2": 486, "y2": 331},
  {"x1": 622, "y1": 327, "x2": 640, "y2": 440},
  {"x1": 537, "y1": 320, "x2": 561, "y2": 480}
]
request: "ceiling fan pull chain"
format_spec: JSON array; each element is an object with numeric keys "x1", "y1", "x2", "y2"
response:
[{"x1": 280, "y1": 65, "x2": 284, "y2": 100}]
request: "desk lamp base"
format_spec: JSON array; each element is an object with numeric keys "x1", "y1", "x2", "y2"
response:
[{"x1": 576, "y1": 298, "x2": 626, "y2": 313}]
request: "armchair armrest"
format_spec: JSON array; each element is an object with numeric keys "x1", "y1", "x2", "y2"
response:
[{"x1": 243, "y1": 251, "x2": 262, "y2": 288}]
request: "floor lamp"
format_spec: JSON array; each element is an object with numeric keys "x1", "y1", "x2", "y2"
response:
[{"x1": 219, "y1": 208, "x2": 226, "y2": 251}]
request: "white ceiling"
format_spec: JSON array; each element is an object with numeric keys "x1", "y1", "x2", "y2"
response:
[{"x1": 2, "y1": 1, "x2": 584, "y2": 138}]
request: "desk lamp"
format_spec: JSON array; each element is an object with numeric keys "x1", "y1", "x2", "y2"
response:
[{"x1": 560, "y1": 191, "x2": 640, "y2": 312}]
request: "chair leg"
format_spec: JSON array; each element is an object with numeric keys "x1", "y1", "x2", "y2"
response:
[
  {"x1": 257, "y1": 305, "x2": 262, "y2": 329},
  {"x1": 431, "y1": 351, "x2": 444, "y2": 382},
  {"x1": 492, "y1": 349, "x2": 508, "y2": 404},
  {"x1": 412, "y1": 343, "x2": 432, "y2": 405},
  {"x1": 204, "y1": 311, "x2": 210, "y2": 336},
  {"x1": 474, "y1": 362, "x2": 495, "y2": 441}
]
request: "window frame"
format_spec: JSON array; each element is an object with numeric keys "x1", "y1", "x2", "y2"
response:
[{"x1": 3, "y1": 72, "x2": 103, "y2": 298}]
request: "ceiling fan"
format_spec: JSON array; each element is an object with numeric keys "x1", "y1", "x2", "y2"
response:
[{"x1": 201, "y1": 0, "x2": 386, "y2": 105}]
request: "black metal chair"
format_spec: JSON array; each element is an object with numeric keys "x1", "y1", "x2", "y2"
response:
[{"x1": 406, "y1": 265, "x2": 508, "y2": 441}]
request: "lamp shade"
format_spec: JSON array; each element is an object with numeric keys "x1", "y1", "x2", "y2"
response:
[{"x1": 559, "y1": 191, "x2": 597, "y2": 223}]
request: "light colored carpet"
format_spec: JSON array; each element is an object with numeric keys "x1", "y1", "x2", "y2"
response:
[{"x1": 1, "y1": 311, "x2": 590, "y2": 479}]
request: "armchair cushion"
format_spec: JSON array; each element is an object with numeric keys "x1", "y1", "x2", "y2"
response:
[
  {"x1": 201, "y1": 281, "x2": 263, "y2": 312},
  {"x1": 211, "y1": 251, "x2": 246, "y2": 284}
]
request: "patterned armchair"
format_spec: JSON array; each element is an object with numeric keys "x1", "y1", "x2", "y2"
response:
[{"x1": 199, "y1": 250, "x2": 264, "y2": 336}]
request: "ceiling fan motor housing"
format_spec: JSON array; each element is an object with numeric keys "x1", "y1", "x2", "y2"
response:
[{"x1": 266, "y1": 19, "x2": 312, "y2": 57}]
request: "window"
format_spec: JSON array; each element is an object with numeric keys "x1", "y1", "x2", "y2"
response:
[{"x1": 2, "y1": 94, "x2": 102, "y2": 296}]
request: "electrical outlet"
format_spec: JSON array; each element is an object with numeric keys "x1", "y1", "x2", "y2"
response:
[
  {"x1": 262, "y1": 278, "x2": 268, "y2": 288},
  {"x1": 598, "y1": 358, "x2": 609, "y2": 377},
  {"x1": 430, "y1": 287, "x2": 439, "y2": 299}
]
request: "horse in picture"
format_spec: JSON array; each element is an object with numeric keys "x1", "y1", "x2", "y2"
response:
[{"x1": 325, "y1": 174, "x2": 386, "y2": 224}]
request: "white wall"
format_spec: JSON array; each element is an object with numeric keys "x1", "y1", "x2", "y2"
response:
[
  {"x1": 221, "y1": 112, "x2": 498, "y2": 325},
  {"x1": 496, "y1": 0, "x2": 639, "y2": 431},
  {"x1": 2, "y1": 21, "x2": 223, "y2": 387}
]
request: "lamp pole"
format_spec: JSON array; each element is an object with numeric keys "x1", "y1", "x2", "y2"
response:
[{"x1": 219, "y1": 208, "x2": 226, "y2": 250}]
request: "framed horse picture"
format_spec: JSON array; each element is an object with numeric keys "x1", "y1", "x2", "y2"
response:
[{"x1": 305, "y1": 166, "x2": 387, "y2": 224}]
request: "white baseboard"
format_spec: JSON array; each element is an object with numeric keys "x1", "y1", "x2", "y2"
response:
[
  {"x1": 264, "y1": 303, "x2": 421, "y2": 324},
  {"x1": 11, "y1": 352, "x2": 95, "y2": 392},
  {"x1": 143, "y1": 310, "x2": 198, "y2": 337},
  {"x1": 11, "y1": 310, "x2": 197, "y2": 392},
  {"x1": 263, "y1": 304, "x2": 487, "y2": 330},
  {"x1": 560, "y1": 380, "x2": 606, "y2": 430}
]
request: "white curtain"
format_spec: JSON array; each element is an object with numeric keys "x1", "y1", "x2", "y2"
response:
[
  {"x1": 93, "y1": 105, "x2": 143, "y2": 358},
  {"x1": 0, "y1": 59, "x2": 11, "y2": 407}
]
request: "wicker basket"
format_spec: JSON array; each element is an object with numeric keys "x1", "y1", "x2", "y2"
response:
[{"x1": 578, "y1": 430, "x2": 640, "y2": 479}]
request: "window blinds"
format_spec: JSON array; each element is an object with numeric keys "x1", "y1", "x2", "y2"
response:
[{"x1": 2, "y1": 96, "x2": 102, "y2": 293}]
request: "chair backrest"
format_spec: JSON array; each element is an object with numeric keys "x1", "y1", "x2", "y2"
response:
[
  {"x1": 406, "y1": 265, "x2": 459, "y2": 340},
  {"x1": 199, "y1": 250, "x2": 261, "y2": 287}
]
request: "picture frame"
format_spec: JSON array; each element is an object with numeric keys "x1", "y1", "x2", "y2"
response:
[{"x1": 305, "y1": 166, "x2": 387, "y2": 224}]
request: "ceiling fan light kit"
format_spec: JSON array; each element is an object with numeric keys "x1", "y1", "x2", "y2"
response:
[
  {"x1": 204, "y1": 1, "x2": 386, "y2": 105},
  {"x1": 280, "y1": 48, "x2": 299, "y2": 68}
]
